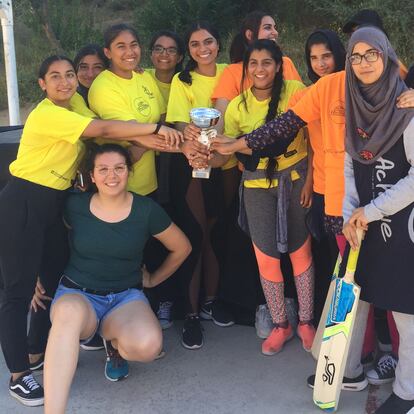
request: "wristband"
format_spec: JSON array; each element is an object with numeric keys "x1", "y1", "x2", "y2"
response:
[{"x1": 153, "y1": 122, "x2": 163, "y2": 135}]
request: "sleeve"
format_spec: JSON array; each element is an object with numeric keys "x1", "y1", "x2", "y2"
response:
[
  {"x1": 364, "y1": 119, "x2": 414, "y2": 222},
  {"x1": 223, "y1": 100, "x2": 241, "y2": 138},
  {"x1": 211, "y1": 66, "x2": 240, "y2": 101},
  {"x1": 283, "y1": 56, "x2": 302, "y2": 82},
  {"x1": 244, "y1": 109, "x2": 306, "y2": 150},
  {"x1": 148, "y1": 199, "x2": 172, "y2": 235},
  {"x1": 166, "y1": 75, "x2": 192, "y2": 124},
  {"x1": 343, "y1": 153, "x2": 360, "y2": 223},
  {"x1": 291, "y1": 81, "x2": 322, "y2": 124}
]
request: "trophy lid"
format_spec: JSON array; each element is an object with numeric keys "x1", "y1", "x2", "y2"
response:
[{"x1": 190, "y1": 107, "x2": 221, "y2": 128}]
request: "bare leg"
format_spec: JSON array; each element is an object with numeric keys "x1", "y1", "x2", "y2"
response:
[
  {"x1": 44, "y1": 294, "x2": 97, "y2": 414},
  {"x1": 101, "y1": 301, "x2": 162, "y2": 362}
]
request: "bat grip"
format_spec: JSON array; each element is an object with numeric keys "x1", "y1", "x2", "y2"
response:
[{"x1": 346, "y1": 228, "x2": 364, "y2": 273}]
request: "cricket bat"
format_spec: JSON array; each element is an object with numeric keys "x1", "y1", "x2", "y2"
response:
[
  {"x1": 313, "y1": 229, "x2": 363, "y2": 412},
  {"x1": 311, "y1": 253, "x2": 342, "y2": 360}
]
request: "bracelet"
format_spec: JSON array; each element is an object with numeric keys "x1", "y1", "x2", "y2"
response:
[{"x1": 153, "y1": 122, "x2": 163, "y2": 135}]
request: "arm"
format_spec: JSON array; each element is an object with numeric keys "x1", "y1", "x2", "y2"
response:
[
  {"x1": 143, "y1": 223, "x2": 192, "y2": 288},
  {"x1": 214, "y1": 98, "x2": 230, "y2": 134},
  {"x1": 301, "y1": 131, "x2": 313, "y2": 208}
]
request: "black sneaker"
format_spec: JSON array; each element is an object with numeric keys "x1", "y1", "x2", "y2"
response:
[
  {"x1": 200, "y1": 299, "x2": 235, "y2": 327},
  {"x1": 375, "y1": 392, "x2": 414, "y2": 414},
  {"x1": 182, "y1": 314, "x2": 203, "y2": 350},
  {"x1": 9, "y1": 372, "x2": 44, "y2": 406},
  {"x1": 80, "y1": 333, "x2": 104, "y2": 351},
  {"x1": 29, "y1": 354, "x2": 44, "y2": 372},
  {"x1": 307, "y1": 372, "x2": 368, "y2": 391},
  {"x1": 367, "y1": 353, "x2": 398, "y2": 385}
]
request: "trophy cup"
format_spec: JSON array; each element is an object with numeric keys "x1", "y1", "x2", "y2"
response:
[{"x1": 189, "y1": 107, "x2": 221, "y2": 179}]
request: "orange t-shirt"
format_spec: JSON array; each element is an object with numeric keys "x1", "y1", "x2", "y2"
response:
[
  {"x1": 291, "y1": 71, "x2": 346, "y2": 216},
  {"x1": 211, "y1": 56, "x2": 302, "y2": 102},
  {"x1": 399, "y1": 60, "x2": 408, "y2": 80},
  {"x1": 289, "y1": 87, "x2": 325, "y2": 195}
]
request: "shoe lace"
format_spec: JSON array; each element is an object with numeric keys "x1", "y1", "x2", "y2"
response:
[
  {"x1": 22, "y1": 374, "x2": 40, "y2": 391},
  {"x1": 377, "y1": 354, "x2": 398, "y2": 375},
  {"x1": 157, "y1": 301, "x2": 172, "y2": 319}
]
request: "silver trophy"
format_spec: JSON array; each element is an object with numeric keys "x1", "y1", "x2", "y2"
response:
[{"x1": 189, "y1": 107, "x2": 221, "y2": 179}]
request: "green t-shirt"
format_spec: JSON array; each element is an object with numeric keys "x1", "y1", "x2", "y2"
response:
[{"x1": 64, "y1": 192, "x2": 171, "y2": 290}]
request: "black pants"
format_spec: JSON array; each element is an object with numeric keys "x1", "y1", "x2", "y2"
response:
[{"x1": 0, "y1": 177, "x2": 68, "y2": 373}]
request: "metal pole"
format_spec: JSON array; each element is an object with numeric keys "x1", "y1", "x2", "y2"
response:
[{"x1": 0, "y1": 0, "x2": 21, "y2": 125}]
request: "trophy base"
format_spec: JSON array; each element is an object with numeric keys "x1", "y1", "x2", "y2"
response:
[{"x1": 192, "y1": 166, "x2": 211, "y2": 179}]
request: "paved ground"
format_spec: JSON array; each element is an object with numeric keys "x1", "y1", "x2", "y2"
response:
[{"x1": 0, "y1": 322, "x2": 392, "y2": 414}]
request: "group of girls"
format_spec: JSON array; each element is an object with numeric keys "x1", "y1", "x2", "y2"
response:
[{"x1": 1, "y1": 7, "x2": 414, "y2": 414}]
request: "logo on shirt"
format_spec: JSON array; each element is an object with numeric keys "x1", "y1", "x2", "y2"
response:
[
  {"x1": 328, "y1": 100, "x2": 345, "y2": 124},
  {"x1": 134, "y1": 97, "x2": 151, "y2": 118},
  {"x1": 142, "y1": 85, "x2": 155, "y2": 99}
]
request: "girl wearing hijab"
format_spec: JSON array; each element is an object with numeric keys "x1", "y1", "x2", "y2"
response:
[{"x1": 341, "y1": 26, "x2": 414, "y2": 414}]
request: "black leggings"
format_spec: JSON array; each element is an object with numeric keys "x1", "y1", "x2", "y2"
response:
[{"x1": 0, "y1": 177, "x2": 68, "y2": 372}]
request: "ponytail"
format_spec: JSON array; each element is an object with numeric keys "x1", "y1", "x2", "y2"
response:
[{"x1": 178, "y1": 58, "x2": 197, "y2": 85}]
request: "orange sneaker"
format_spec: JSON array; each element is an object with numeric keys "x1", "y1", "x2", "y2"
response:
[
  {"x1": 297, "y1": 323, "x2": 316, "y2": 352},
  {"x1": 261, "y1": 324, "x2": 293, "y2": 355}
]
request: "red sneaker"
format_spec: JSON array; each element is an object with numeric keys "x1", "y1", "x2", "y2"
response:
[
  {"x1": 261, "y1": 324, "x2": 293, "y2": 355},
  {"x1": 297, "y1": 323, "x2": 316, "y2": 352}
]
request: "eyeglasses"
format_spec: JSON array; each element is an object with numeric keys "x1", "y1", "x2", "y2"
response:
[
  {"x1": 348, "y1": 50, "x2": 382, "y2": 65},
  {"x1": 95, "y1": 164, "x2": 127, "y2": 176},
  {"x1": 152, "y1": 46, "x2": 178, "y2": 55}
]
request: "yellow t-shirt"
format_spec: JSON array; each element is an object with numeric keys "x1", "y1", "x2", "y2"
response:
[
  {"x1": 146, "y1": 68, "x2": 171, "y2": 106},
  {"x1": 224, "y1": 81, "x2": 307, "y2": 188},
  {"x1": 69, "y1": 92, "x2": 97, "y2": 118},
  {"x1": 10, "y1": 98, "x2": 93, "y2": 190},
  {"x1": 88, "y1": 69, "x2": 166, "y2": 195}
]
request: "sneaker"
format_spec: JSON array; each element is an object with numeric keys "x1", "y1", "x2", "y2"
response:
[
  {"x1": 103, "y1": 340, "x2": 129, "y2": 381},
  {"x1": 367, "y1": 353, "x2": 398, "y2": 385},
  {"x1": 200, "y1": 299, "x2": 235, "y2": 327},
  {"x1": 307, "y1": 372, "x2": 368, "y2": 391},
  {"x1": 29, "y1": 354, "x2": 44, "y2": 371},
  {"x1": 262, "y1": 324, "x2": 294, "y2": 355},
  {"x1": 80, "y1": 333, "x2": 104, "y2": 351},
  {"x1": 375, "y1": 392, "x2": 414, "y2": 414},
  {"x1": 182, "y1": 314, "x2": 203, "y2": 350},
  {"x1": 297, "y1": 323, "x2": 316, "y2": 352},
  {"x1": 157, "y1": 301, "x2": 173, "y2": 330},
  {"x1": 361, "y1": 351, "x2": 375, "y2": 368},
  {"x1": 9, "y1": 372, "x2": 44, "y2": 407},
  {"x1": 155, "y1": 350, "x2": 166, "y2": 360},
  {"x1": 255, "y1": 304, "x2": 274, "y2": 339}
]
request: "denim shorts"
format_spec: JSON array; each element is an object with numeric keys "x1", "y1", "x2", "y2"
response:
[{"x1": 52, "y1": 280, "x2": 149, "y2": 342}]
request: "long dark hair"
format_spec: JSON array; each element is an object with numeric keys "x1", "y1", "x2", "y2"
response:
[
  {"x1": 149, "y1": 30, "x2": 185, "y2": 73},
  {"x1": 178, "y1": 21, "x2": 221, "y2": 85},
  {"x1": 38, "y1": 55, "x2": 75, "y2": 79},
  {"x1": 229, "y1": 10, "x2": 270, "y2": 63}
]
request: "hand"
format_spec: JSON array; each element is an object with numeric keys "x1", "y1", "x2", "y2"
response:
[
  {"x1": 181, "y1": 140, "x2": 209, "y2": 162},
  {"x1": 342, "y1": 221, "x2": 360, "y2": 250},
  {"x1": 349, "y1": 207, "x2": 369, "y2": 231},
  {"x1": 31, "y1": 278, "x2": 52, "y2": 312},
  {"x1": 210, "y1": 134, "x2": 236, "y2": 145},
  {"x1": 189, "y1": 156, "x2": 209, "y2": 169},
  {"x1": 184, "y1": 123, "x2": 201, "y2": 141},
  {"x1": 397, "y1": 89, "x2": 414, "y2": 108},
  {"x1": 158, "y1": 125, "x2": 184, "y2": 148},
  {"x1": 142, "y1": 265, "x2": 153, "y2": 288},
  {"x1": 128, "y1": 145, "x2": 148, "y2": 163},
  {"x1": 300, "y1": 179, "x2": 313, "y2": 208}
]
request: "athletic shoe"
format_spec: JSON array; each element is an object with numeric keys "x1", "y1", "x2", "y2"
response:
[
  {"x1": 29, "y1": 354, "x2": 44, "y2": 371},
  {"x1": 375, "y1": 392, "x2": 414, "y2": 414},
  {"x1": 157, "y1": 301, "x2": 173, "y2": 330},
  {"x1": 255, "y1": 304, "x2": 274, "y2": 339},
  {"x1": 103, "y1": 340, "x2": 129, "y2": 381},
  {"x1": 155, "y1": 350, "x2": 166, "y2": 360},
  {"x1": 367, "y1": 353, "x2": 398, "y2": 385},
  {"x1": 80, "y1": 333, "x2": 104, "y2": 351},
  {"x1": 200, "y1": 299, "x2": 235, "y2": 327},
  {"x1": 361, "y1": 351, "x2": 375, "y2": 368},
  {"x1": 262, "y1": 324, "x2": 294, "y2": 355},
  {"x1": 307, "y1": 372, "x2": 368, "y2": 391},
  {"x1": 9, "y1": 372, "x2": 44, "y2": 407},
  {"x1": 182, "y1": 314, "x2": 203, "y2": 350},
  {"x1": 297, "y1": 323, "x2": 316, "y2": 352}
]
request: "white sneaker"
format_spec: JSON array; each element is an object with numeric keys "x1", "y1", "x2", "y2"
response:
[{"x1": 255, "y1": 304, "x2": 274, "y2": 339}]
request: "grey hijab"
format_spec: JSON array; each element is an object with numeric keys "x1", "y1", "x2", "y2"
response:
[{"x1": 345, "y1": 26, "x2": 414, "y2": 164}]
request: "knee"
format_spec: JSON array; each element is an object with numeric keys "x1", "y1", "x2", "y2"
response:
[
  {"x1": 51, "y1": 297, "x2": 89, "y2": 327},
  {"x1": 118, "y1": 330, "x2": 162, "y2": 362}
]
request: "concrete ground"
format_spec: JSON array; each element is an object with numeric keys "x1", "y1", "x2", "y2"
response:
[{"x1": 0, "y1": 322, "x2": 393, "y2": 414}]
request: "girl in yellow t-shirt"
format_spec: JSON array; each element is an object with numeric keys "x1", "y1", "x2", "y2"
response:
[
  {"x1": 219, "y1": 40, "x2": 315, "y2": 355},
  {"x1": 166, "y1": 21, "x2": 232, "y2": 350},
  {"x1": 0, "y1": 55, "x2": 181, "y2": 406}
]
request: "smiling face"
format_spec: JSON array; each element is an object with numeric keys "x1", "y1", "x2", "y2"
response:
[
  {"x1": 188, "y1": 29, "x2": 219, "y2": 67},
  {"x1": 247, "y1": 49, "x2": 279, "y2": 91},
  {"x1": 257, "y1": 16, "x2": 279, "y2": 42},
  {"x1": 309, "y1": 43, "x2": 335, "y2": 78},
  {"x1": 77, "y1": 54, "x2": 105, "y2": 88},
  {"x1": 350, "y1": 41, "x2": 384, "y2": 85},
  {"x1": 90, "y1": 151, "x2": 129, "y2": 196},
  {"x1": 105, "y1": 30, "x2": 141, "y2": 78},
  {"x1": 38, "y1": 60, "x2": 78, "y2": 107},
  {"x1": 151, "y1": 35, "x2": 182, "y2": 72}
]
